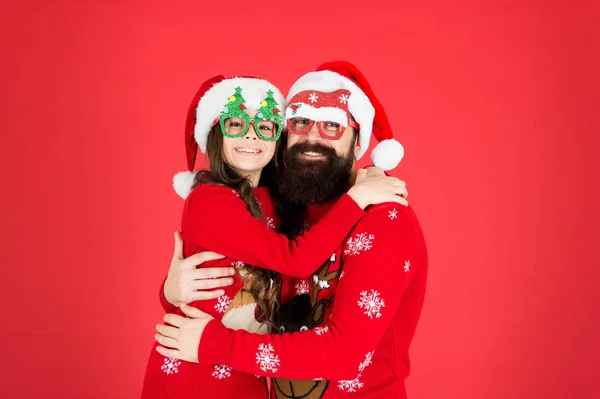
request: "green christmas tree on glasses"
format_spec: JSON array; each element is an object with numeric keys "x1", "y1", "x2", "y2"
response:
[
  {"x1": 254, "y1": 90, "x2": 283, "y2": 141},
  {"x1": 220, "y1": 87, "x2": 251, "y2": 138},
  {"x1": 219, "y1": 87, "x2": 283, "y2": 141}
]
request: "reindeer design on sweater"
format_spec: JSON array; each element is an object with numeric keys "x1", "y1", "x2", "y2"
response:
[
  {"x1": 220, "y1": 267, "x2": 271, "y2": 335},
  {"x1": 273, "y1": 256, "x2": 341, "y2": 399}
]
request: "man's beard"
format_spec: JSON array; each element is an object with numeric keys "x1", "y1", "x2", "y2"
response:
[{"x1": 278, "y1": 141, "x2": 355, "y2": 206}]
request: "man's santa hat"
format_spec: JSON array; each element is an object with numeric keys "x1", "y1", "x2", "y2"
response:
[
  {"x1": 286, "y1": 61, "x2": 404, "y2": 170},
  {"x1": 173, "y1": 75, "x2": 286, "y2": 199}
]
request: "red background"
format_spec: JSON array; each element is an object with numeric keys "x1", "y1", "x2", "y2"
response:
[{"x1": 1, "y1": 0, "x2": 598, "y2": 398}]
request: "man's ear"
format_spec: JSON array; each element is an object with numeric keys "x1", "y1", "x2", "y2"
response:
[{"x1": 353, "y1": 132, "x2": 361, "y2": 157}]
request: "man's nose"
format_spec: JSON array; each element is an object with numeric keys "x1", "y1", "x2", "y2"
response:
[{"x1": 304, "y1": 122, "x2": 322, "y2": 143}]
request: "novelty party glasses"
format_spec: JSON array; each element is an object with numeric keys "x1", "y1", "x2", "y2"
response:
[
  {"x1": 287, "y1": 117, "x2": 360, "y2": 140},
  {"x1": 220, "y1": 117, "x2": 278, "y2": 140},
  {"x1": 215, "y1": 86, "x2": 283, "y2": 141}
]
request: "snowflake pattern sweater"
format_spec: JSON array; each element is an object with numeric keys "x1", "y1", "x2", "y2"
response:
[
  {"x1": 141, "y1": 185, "x2": 365, "y2": 399},
  {"x1": 196, "y1": 200, "x2": 428, "y2": 399}
]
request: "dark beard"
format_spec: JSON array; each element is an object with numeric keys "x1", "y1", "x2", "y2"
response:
[{"x1": 278, "y1": 141, "x2": 354, "y2": 206}]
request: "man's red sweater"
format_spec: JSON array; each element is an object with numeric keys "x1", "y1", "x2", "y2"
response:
[
  {"x1": 197, "y1": 200, "x2": 428, "y2": 399},
  {"x1": 141, "y1": 185, "x2": 365, "y2": 399}
]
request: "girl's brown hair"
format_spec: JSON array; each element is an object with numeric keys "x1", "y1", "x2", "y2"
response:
[{"x1": 192, "y1": 124, "x2": 283, "y2": 328}]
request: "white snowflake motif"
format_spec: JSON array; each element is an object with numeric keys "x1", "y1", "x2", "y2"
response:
[
  {"x1": 212, "y1": 364, "x2": 232, "y2": 379},
  {"x1": 267, "y1": 217, "x2": 275, "y2": 230},
  {"x1": 340, "y1": 271, "x2": 345, "y2": 279},
  {"x1": 388, "y1": 208, "x2": 398, "y2": 220},
  {"x1": 339, "y1": 93, "x2": 350, "y2": 104},
  {"x1": 295, "y1": 279, "x2": 310, "y2": 295},
  {"x1": 358, "y1": 351, "x2": 374, "y2": 372},
  {"x1": 309, "y1": 92, "x2": 319, "y2": 103},
  {"x1": 338, "y1": 376, "x2": 364, "y2": 393},
  {"x1": 344, "y1": 232, "x2": 375, "y2": 256},
  {"x1": 255, "y1": 343, "x2": 280, "y2": 373},
  {"x1": 358, "y1": 289, "x2": 386, "y2": 319},
  {"x1": 215, "y1": 295, "x2": 232, "y2": 313},
  {"x1": 337, "y1": 351, "x2": 374, "y2": 392},
  {"x1": 313, "y1": 377, "x2": 325, "y2": 381},
  {"x1": 314, "y1": 326, "x2": 330, "y2": 336},
  {"x1": 161, "y1": 357, "x2": 181, "y2": 375},
  {"x1": 231, "y1": 260, "x2": 245, "y2": 269},
  {"x1": 404, "y1": 260, "x2": 410, "y2": 273},
  {"x1": 231, "y1": 189, "x2": 240, "y2": 198},
  {"x1": 330, "y1": 253, "x2": 336, "y2": 262}
]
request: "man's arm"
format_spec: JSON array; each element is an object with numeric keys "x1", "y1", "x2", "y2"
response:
[
  {"x1": 160, "y1": 231, "x2": 235, "y2": 310},
  {"x1": 196, "y1": 204, "x2": 426, "y2": 380}
]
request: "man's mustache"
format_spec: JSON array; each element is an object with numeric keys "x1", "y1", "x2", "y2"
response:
[{"x1": 286, "y1": 142, "x2": 336, "y2": 159}]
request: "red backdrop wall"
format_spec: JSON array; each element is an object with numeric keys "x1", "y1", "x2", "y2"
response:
[{"x1": 1, "y1": 0, "x2": 598, "y2": 398}]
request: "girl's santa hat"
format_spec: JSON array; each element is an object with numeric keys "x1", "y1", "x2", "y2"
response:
[
  {"x1": 173, "y1": 75, "x2": 286, "y2": 199},
  {"x1": 286, "y1": 61, "x2": 404, "y2": 170}
]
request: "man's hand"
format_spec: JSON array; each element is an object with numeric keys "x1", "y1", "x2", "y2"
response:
[
  {"x1": 164, "y1": 231, "x2": 235, "y2": 306},
  {"x1": 155, "y1": 305, "x2": 214, "y2": 363}
]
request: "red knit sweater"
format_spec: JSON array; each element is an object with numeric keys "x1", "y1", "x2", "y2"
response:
[
  {"x1": 141, "y1": 185, "x2": 365, "y2": 399},
  {"x1": 197, "y1": 200, "x2": 428, "y2": 399}
]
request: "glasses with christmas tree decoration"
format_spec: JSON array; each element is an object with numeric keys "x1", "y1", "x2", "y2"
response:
[{"x1": 212, "y1": 87, "x2": 283, "y2": 141}]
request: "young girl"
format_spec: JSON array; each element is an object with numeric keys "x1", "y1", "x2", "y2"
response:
[{"x1": 141, "y1": 75, "x2": 405, "y2": 398}]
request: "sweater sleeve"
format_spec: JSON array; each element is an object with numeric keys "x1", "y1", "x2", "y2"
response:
[
  {"x1": 186, "y1": 184, "x2": 365, "y2": 279},
  {"x1": 196, "y1": 204, "x2": 426, "y2": 380}
]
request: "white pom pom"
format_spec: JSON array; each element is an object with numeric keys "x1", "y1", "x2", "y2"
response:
[
  {"x1": 173, "y1": 171, "x2": 196, "y2": 199},
  {"x1": 370, "y1": 139, "x2": 404, "y2": 171}
]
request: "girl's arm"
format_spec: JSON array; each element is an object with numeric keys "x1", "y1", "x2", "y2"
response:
[{"x1": 186, "y1": 184, "x2": 364, "y2": 278}]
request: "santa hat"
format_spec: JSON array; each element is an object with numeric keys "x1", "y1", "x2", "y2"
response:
[
  {"x1": 173, "y1": 75, "x2": 286, "y2": 199},
  {"x1": 286, "y1": 61, "x2": 404, "y2": 170}
]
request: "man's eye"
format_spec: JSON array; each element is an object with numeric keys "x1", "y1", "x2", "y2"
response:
[{"x1": 326, "y1": 122, "x2": 340, "y2": 128}]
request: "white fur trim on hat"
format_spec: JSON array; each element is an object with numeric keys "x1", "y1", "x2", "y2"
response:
[
  {"x1": 194, "y1": 78, "x2": 286, "y2": 153},
  {"x1": 173, "y1": 171, "x2": 196, "y2": 199},
  {"x1": 370, "y1": 139, "x2": 404, "y2": 171},
  {"x1": 286, "y1": 104, "x2": 348, "y2": 127},
  {"x1": 287, "y1": 70, "x2": 374, "y2": 160}
]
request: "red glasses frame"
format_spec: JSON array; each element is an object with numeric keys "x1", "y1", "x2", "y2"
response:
[{"x1": 287, "y1": 118, "x2": 360, "y2": 141}]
